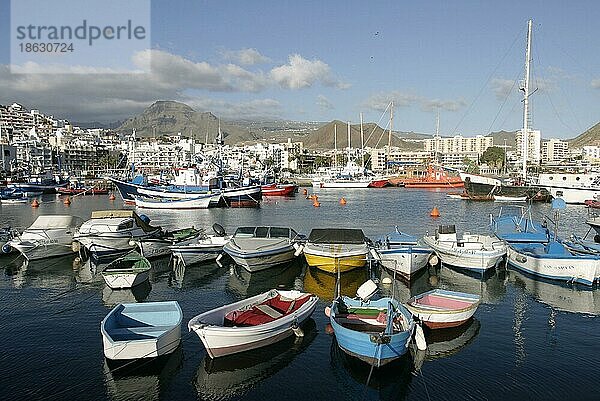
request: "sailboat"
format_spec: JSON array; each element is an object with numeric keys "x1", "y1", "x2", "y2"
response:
[{"x1": 461, "y1": 20, "x2": 550, "y2": 201}]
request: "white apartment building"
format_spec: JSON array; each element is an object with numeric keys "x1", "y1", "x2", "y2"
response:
[
  {"x1": 515, "y1": 129, "x2": 542, "y2": 164},
  {"x1": 128, "y1": 137, "x2": 195, "y2": 171},
  {"x1": 423, "y1": 134, "x2": 494, "y2": 155},
  {"x1": 541, "y1": 139, "x2": 569, "y2": 163},
  {"x1": 582, "y1": 146, "x2": 600, "y2": 163},
  {"x1": 369, "y1": 147, "x2": 433, "y2": 171}
]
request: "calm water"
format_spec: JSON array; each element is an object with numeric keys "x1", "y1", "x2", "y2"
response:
[{"x1": 0, "y1": 189, "x2": 598, "y2": 401}]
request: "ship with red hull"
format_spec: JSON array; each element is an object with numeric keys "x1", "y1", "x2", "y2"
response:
[{"x1": 403, "y1": 166, "x2": 464, "y2": 189}]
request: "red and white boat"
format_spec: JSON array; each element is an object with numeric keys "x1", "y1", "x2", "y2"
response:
[
  {"x1": 188, "y1": 289, "x2": 318, "y2": 358},
  {"x1": 261, "y1": 183, "x2": 298, "y2": 196},
  {"x1": 368, "y1": 178, "x2": 390, "y2": 188},
  {"x1": 405, "y1": 289, "x2": 480, "y2": 329}
]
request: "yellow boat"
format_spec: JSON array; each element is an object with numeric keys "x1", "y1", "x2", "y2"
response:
[{"x1": 302, "y1": 228, "x2": 369, "y2": 273}]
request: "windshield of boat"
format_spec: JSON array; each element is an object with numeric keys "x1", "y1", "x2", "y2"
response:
[{"x1": 234, "y1": 226, "x2": 297, "y2": 239}]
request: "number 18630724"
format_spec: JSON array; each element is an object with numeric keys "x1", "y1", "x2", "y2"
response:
[{"x1": 19, "y1": 43, "x2": 74, "y2": 52}]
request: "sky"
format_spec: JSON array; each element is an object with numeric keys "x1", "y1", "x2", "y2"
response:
[{"x1": 0, "y1": 0, "x2": 599, "y2": 139}]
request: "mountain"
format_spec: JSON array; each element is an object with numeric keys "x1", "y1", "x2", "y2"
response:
[
  {"x1": 486, "y1": 130, "x2": 517, "y2": 148},
  {"x1": 300, "y1": 120, "x2": 423, "y2": 150},
  {"x1": 116, "y1": 101, "x2": 256, "y2": 144},
  {"x1": 569, "y1": 122, "x2": 600, "y2": 149}
]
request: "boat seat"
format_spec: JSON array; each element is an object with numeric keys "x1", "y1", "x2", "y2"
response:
[
  {"x1": 224, "y1": 294, "x2": 312, "y2": 327},
  {"x1": 414, "y1": 295, "x2": 473, "y2": 310},
  {"x1": 254, "y1": 304, "x2": 283, "y2": 319},
  {"x1": 108, "y1": 325, "x2": 172, "y2": 341}
]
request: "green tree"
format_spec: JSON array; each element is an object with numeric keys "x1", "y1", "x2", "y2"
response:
[
  {"x1": 462, "y1": 157, "x2": 480, "y2": 173},
  {"x1": 480, "y1": 146, "x2": 505, "y2": 168}
]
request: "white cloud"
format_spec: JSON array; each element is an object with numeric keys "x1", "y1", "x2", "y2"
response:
[
  {"x1": 363, "y1": 91, "x2": 420, "y2": 112},
  {"x1": 185, "y1": 97, "x2": 282, "y2": 120},
  {"x1": 316, "y1": 94, "x2": 334, "y2": 111},
  {"x1": 491, "y1": 78, "x2": 516, "y2": 100},
  {"x1": 592, "y1": 79, "x2": 600, "y2": 89},
  {"x1": 270, "y1": 54, "x2": 349, "y2": 90},
  {"x1": 221, "y1": 48, "x2": 271, "y2": 65},
  {"x1": 421, "y1": 99, "x2": 466, "y2": 112}
]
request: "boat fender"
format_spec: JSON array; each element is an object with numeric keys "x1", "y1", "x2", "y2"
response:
[
  {"x1": 71, "y1": 241, "x2": 81, "y2": 253},
  {"x1": 595, "y1": 234, "x2": 600, "y2": 244},
  {"x1": 414, "y1": 324, "x2": 427, "y2": 351},
  {"x1": 381, "y1": 277, "x2": 392, "y2": 285},
  {"x1": 293, "y1": 244, "x2": 304, "y2": 257},
  {"x1": 1, "y1": 243, "x2": 12, "y2": 254},
  {"x1": 324, "y1": 306, "x2": 331, "y2": 317},
  {"x1": 369, "y1": 248, "x2": 381, "y2": 261},
  {"x1": 428, "y1": 255, "x2": 439, "y2": 266},
  {"x1": 291, "y1": 321, "x2": 304, "y2": 337},
  {"x1": 216, "y1": 253, "x2": 224, "y2": 267}
]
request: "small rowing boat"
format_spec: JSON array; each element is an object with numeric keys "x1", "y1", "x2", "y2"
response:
[
  {"x1": 102, "y1": 250, "x2": 152, "y2": 289},
  {"x1": 405, "y1": 289, "x2": 480, "y2": 329}
]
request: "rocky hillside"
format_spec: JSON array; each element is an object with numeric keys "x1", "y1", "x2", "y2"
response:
[
  {"x1": 486, "y1": 130, "x2": 517, "y2": 148},
  {"x1": 569, "y1": 122, "x2": 600, "y2": 149},
  {"x1": 117, "y1": 101, "x2": 256, "y2": 144}
]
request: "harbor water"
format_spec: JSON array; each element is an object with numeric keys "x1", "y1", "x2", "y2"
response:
[{"x1": 0, "y1": 188, "x2": 598, "y2": 401}]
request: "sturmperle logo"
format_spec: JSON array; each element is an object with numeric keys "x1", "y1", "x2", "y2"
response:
[{"x1": 10, "y1": 0, "x2": 151, "y2": 74}]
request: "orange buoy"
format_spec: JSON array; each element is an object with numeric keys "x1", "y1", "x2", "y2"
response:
[
  {"x1": 430, "y1": 206, "x2": 440, "y2": 217},
  {"x1": 31, "y1": 198, "x2": 39, "y2": 208},
  {"x1": 109, "y1": 193, "x2": 116, "y2": 201},
  {"x1": 63, "y1": 196, "x2": 71, "y2": 205},
  {"x1": 303, "y1": 188, "x2": 308, "y2": 195},
  {"x1": 339, "y1": 197, "x2": 347, "y2": 205},
  {"x1": 313, "y1": 200, "x2": 320, "y2": 207}
]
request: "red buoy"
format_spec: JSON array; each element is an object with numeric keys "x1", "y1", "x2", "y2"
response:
[
  {"x1": 31, "y1": 199, "x2": 39, "y2": 208},
  {"x1": 430, "y1": 206, "x2": 440, "y2": 217}
]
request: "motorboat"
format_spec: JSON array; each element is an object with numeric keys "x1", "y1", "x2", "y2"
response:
[
  {"x1": 303, "y1": 228, "x2": 369, "y2": 273},
  {"x1": 101, "y1": 301, "x2": 182, "y2": 360},
  {"x1": 374, "y1": 227, "x2": 433, "y2": 279},
  {"x1": 170, "y1": 224, "x2": 231, "y2": 266},
  {"x1": 188, "y1": 289, "x2": 318, "y2": 358},
  {"x1": 133, "y1": 194, "x2": 214, "y2": 209},
  {"x1": 7, "y1": 215, "x2": 84, "y2": 260},
  {"x1": 328, "y1": 280, "x2": 424, "y2": 367},
  {"x1": 261, "y1": 183, "x2": 297, "y2": 196},
  {"x1": 423, "y1": 225, "x2": 506, "y2": 273},
  {"x1": 133, "y1": 227, "x2": 201, "y2": 259},
  {"x1": 74, "y1": 210, "x2": 162, "y2": 260},
  {"x1": 493, "y1": 195, "x2": 527, "y2": 202},
  {"x1": 405, "y1": 289, "x2": 480, "y2": 329},
  {"x1": 222, "y1": 226, "x2": 302, "y2": 272},
  {"x1": 101, "y1": 250, "x2": 151, "y2": 289}
]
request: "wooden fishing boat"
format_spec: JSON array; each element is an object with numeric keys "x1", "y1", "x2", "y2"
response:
[
  {"x1": 188, "y1": 289, "x2": 318, "y2": 358},
  {"x1": 328, "y1": 281, "x2": 423, "y2": 367},
  {"x1": 261, "y1": 183, "x2": 297, "y2": 196},
  {"x1": 133, "y1": 194, "x2": 213, "y2": 209},
  {"x1": 374, "y1": 228, "x2": 433, "y2": 279},
  {"x1": 402, "y1": 165, "x2": 464, "y2": 189},
  {"x1": 405, "y1": 289, "x2": 480, "y2": 329},
  {"x1": 102, "y1": 250, "x2": 151, "y2": 289},
  {"x1": 101, "y1": 301, "x2": 183, "y2": 360},
  {"x1": 303, "y1": 228, "x2": 369, "y2": 273}
]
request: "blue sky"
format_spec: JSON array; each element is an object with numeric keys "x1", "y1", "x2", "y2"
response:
[{"x1": 1, "y1": 0, "x2": 599, "y2": 139}]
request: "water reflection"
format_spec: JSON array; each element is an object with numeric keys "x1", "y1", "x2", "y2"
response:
[
  {"x1": 424, "y1": 318, "x2": 481, "y2": 360},
  {"x1": 7, "y1": 254, "x2": 78, "y2": 289},
  {"x1": 194, "y1": 319, "x2": 317, "y2": 400},
  {"x1": 102, "y1": 280, "x2": 152, "y2": 307},
  {"x1": 378, "y1": 267, "x2": 432, "y2": 302},
  {"x1": 508, "y1": 270, "x2": 600, "y2": 316},
  {"x1": 329, "y1": 338, "x2": 414, "y2": 401},
  {"x1": 169, "y1": 260, "x2": 224, "y2": 290},
  {"x1": 103, "y1": 345, "x2": 183, "y2": 401},
  {"x1": 227, "y1": 260, "x2": 303, "y2": 298},
  {"x1": 303, "y1": 266, "x2": 369, "y2": 301},
  {"x1": 435, "y1": 265, "x2": 507, "y2": 304}
]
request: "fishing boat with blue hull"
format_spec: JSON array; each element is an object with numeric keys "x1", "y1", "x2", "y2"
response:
[
  {"x1": 101, "y1": 301, "x2": 183, "y2": 360},
  {"x1": 374, "y1": 227, "x2": 433, "y2": 280},
  {"x1": 223, "y1": 226, "x2": 302, "y2": 272},
  {"x1": 328, "y1": 280, "x2": 425, "y2": 367}
]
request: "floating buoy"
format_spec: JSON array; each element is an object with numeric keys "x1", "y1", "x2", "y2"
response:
[
  {"x1": 382, "y1": 277, "x2": 392, "y2": 285},
  {"x1": 340, "y1": 197, "x2": 347, "y2": 205},
  {"x1": 303, "y1": 188, "x2": 308, "y2": 195},
  {"x1": 430, "y1": 206, "x2": 440, "y2": 217},
  {"x1": 109, "y1": 193, "x2": 116, "y2": 201},
  {"x1": 31, "y1": 199, "x2": 39, "y2": 208},
  {"x1": 414, "y1": 324, "x2": 427, "y2": 351},
  {"x1": 324, "y1": 306, "x2": 331, "y2": 317},
  {"x1": 324, "y1": 323, "x2": 334, "y2": 335},
  {"x1": 63, "y1": 196, "x2": 71, "y2": 205},
  {"x1": 428, "y1": 254, "x2": 439, "y2": 266},
  {"x1": 313, "y1": 200, "x2": 320, "y2": 207}
]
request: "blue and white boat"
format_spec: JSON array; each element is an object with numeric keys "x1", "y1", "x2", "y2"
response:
[
  {"x1": 493, "y1": 200, "x2": 599, "y2": 286},
  {"x1": 101, "y1": 301, "x2": 183, "y2": 360},
  {"x1": 328, "y1": 280, "x2": 425, "y2": 367},
  {"x1": 374, "y1": 227, "x2": 433, "y2": 279},
  {"x1": 223, "y1": 226, "x2": 302, "y2": 272}
]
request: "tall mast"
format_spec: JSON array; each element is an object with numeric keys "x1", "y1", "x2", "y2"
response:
[
  {"x1": 334, "y1": 123, "x2": 337, "y2": 171},
  {"x1": 521, "y1": 19, "x2": 533, "y2": 181},
  {"x1": 435, "y1": 109, "x2": 440, "y2": 163},
  {"x1": 360, "y1": 113, "x2": 364, "y2": 171},
  {"x1": 387, "y1": 101, "x2": 393, "y2": 175},
  {"x1": 347, "y1": 121, "x2": 351, "y2": 166}
]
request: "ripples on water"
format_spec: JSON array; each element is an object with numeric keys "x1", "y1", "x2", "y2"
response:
[{"x1": 0, "y1": 189, "x2": 598, "y2": 401}]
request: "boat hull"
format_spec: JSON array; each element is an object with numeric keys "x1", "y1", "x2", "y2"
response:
[
  {"x1": 9, "y1": 242, "x2": 74, "y2": 260},
  {"x1": 102, "y1": 270, "x2": 150, "y2": 289},
  {"x1": 303, "y1": 250, "x2": 367, "y2": 273},
  {"x1": 423, "y1": 236, "x2": 506, "y2": 273},
  {"x1": 507, "y1": 244, "x2": 597, "y2": 286},
  {"x1": 405, "y1": 290, "x2": 480, "y2": 329},
  {"x1": 189, "y1": 290, "x2": 318, "y2": 358},
  {"x1": 134, "y1": 195, "x2": 213, "y2": 209},
  {"x1": 170, "y1": 236, "x2": 230, "y2": 266},
  {"x1": 312, "y1": 180, "x2": 371, "y2": 188},
  {"x1": 377, "y1": 247, "x2": 432, "y2": 279},
  {"x1": 226, "y1": 247, "x2": 297, "y2": 272}
]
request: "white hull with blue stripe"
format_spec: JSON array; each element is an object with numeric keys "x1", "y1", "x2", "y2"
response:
[
  {"x1": 378, "y1": 247, "x2": 432, "y2": 279},
  {"x1": 507, "y1": 242, "x2": 597, "y2": 286}
]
